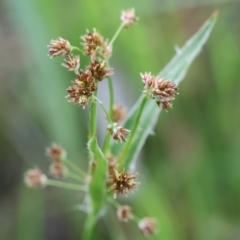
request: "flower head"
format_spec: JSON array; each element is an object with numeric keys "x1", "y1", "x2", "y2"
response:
[
  {"x1": 121, "y1": 8, "x2": 138, "y2": 28},
  {"x1": 117, "y1": 205, "x2": 133, "y2": 222},
  {"x1": 48, "y1": 37, "x2": 72, "y2": 58},
  {"x1": 140, "y1": 72, "x2": 178, "y2": 110},
  {"x1": 109, "y1": 170, "x2": 139, "y2": 198},
  {"x1": 107, "y1": 123, "x2": 130, "y2": 142},
  {"x1": 138, "y1": 218, "x2": 157, "y2": 236},
  {"x1": 24, "y1": 168, "x2": 47, "y2": 188},
  {"x1": 81, "y1": 29, "x2": 112, "y2": 59},
  {"x1": 46, "y1": 143, "x2": 67, "y2": 163},
  {"x1": 49, "y1": 163, "x2": 68, "y2": 178},
  {"x1": 66, "y1": 70, "x2": 97, "y2": 109},
  {"x1": 62, "y1": 55, "x2": 80, "y2": 73},
  {"x1": 88, "y1": 60, "x2": 113, "y2": 81},
  {"x1": 113, "y1": 104, "x2": 126, "y2": 123}
]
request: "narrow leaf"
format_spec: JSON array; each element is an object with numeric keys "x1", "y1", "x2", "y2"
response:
[{"x1": 112, "y1": 12, "x2": 218, "y2": 169}]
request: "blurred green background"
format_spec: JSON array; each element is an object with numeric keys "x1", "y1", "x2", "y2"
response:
[{"x1": 1, "y1": 0, "x2": 240, "y2": 239}]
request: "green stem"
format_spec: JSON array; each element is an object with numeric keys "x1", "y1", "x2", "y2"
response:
[
  {"x1": 89, "y1": 90, "x2": 98, "y2": 139},
  {"x1": 71, "y1": 46, "x2": 84, "y2": 54},
  {"x1": 82, "y1": 213, "x2": 97, "y2": 240},
  {"x1": 109, "y1": 22, "x2": 125, "y2": 46},
  {"x1": 94, "y1": 96, "x2": 112, "y2": 124},
  {"x1": 102, "y1": 76, "x2": 114, "y2": 154},
  {"x1": 118, "y1": 96, "x2": 148, "y2": 167},
  {"x1": 46, "y1": 179, "x2": 86, "y2": 191},
  {"x1": 107, "y1": 77, "x2": 114, "y2": 119},
  {"x1": 66, "y1": 172, "x2": 84, "y2": 182},
  {"x1": 62, "y1": 158, "x2": 86, "y2": 178}
]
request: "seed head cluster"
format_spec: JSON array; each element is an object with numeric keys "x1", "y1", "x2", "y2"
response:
[
  {"x1": 46, "y1": 143, "x2": 66, "y2": 162},
  {"x1": 121, "y1": 9, "x2": 138, "y2": 28},
  {"x1": 48, "y1": 37, "x2": 72, "y2": 58},
  {"x1": 24, "y1": 168, "x2": 47, "y2": 188},
  {"x1": 141, "y1": 72, "x2": 178, "y2": 110},
  {"x1": 109, "y1": 170, "x2": 138, "y2": 198},
  {"x1": 107, "y1": 123, "x2": 130, "y2": 143}
]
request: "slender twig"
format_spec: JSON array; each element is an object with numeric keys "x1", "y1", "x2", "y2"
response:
[{"x1": 62, "y1": 158, "x2": 87, "y2": 178}]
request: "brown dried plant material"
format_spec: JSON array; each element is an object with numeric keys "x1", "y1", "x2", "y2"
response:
[
  {"x1": 46, "y1": 143, "x2": 67, "y2": 163},
  {"x1": 117, "y1": 205, "x2": 133, "y2": 222},
  {"x1": 107, "y1": 123, "x2": 130, "y2": 142},
  {"x1": 24, "y1": 168, "x2": 47, "y2": 188},
  {"x1": 138, "y1": 218, "x2": 157, "y2": 236},
  {"x1": 113, "y1": 104, "x2": 127, "y2": 123},
  {"x1": 140, "y1": 72, "x2": 178, "y2": 110},
  {"x1": 48, "y1": 37, "x2": 72, "y2": 58},
  {"x1": 62, "y1": 55, "x2": 80, "y2": 73},
  {"x1": 88, "y1": 60, "x2": 113, "y2": 81},
  {"x1": 66, "y1": 70, "x2": 97, "y2": 108},
  {"x1": 109, "y1": 170, "x2": 138, "y2": 198},
  {"x1": 49, "y1": 163, "x2": 68, "y2": 178}
]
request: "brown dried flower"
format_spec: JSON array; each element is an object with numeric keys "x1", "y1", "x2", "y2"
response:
[
  {"x1": 49, "y1": 163, "x2": 68, "y2": 178},
  {"x1": 62, "y1": 55, "x2": 80, "y2": 73},
  {"x1": 113, "y1": 104, "x2": 127, "y2": 123},
  {"x1": 138, "y1": 218, "x2": 157, "y2": 236},
  {"x1": 81, "y1": 29, "x2": 112, "y2": 59},
  {"x1": 46, "y1": 143, "x2": 67, "y2": 163},
  {"x1": 121, "y1": 8, "x2": 138, "y2": 28},
  {"x1": 109, "y1": 170, "x2": 138, "y2": 198},
  {"x1": 140, "y1": 72, "x2": 178, "y2": 110},
  {"x1": 117, "y1": 205, "x2": 133, "y2": 222},
  {"x1": 154, "y1": 78, "x2": 178, "y2": 110},
  {"x1": 24, "y1": 168, "x2": 47, "y2": 188},
  {"x1": 66, "y1": 70, "x2": 97, "y2": 108},
  {"x1": 48, "y1": 37, "x2": 72, "y2": 58},
  {"x1": 88, "y1": 60, "x2": 113, "y2": 81},
  {"x1": 107, "y1": 123, "x2": 130, "y2": 142}
]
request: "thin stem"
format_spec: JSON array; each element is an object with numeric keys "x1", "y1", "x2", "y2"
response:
[
  {"x1": 46, "y1": 179, "x2": 86, "y2": 191},
  {"x1": 109, "y1": 22, "x2": 125, "y2": 46},
  {"x1": 71, "y1": 46, "x2": 84, "y2": 54},
  {"x1": 93, "y1": 96, "x2": 112, "y2": 124},
  {"x1": 118, "y1": 96, "x2": 148, "y2": 167},
  {"x1": 107, "y1": 197, "x2": 121, "y2": 209},
  {"x1": 102, "y1": 132, "x2": 111, "y2": 154},
  {"x1": 89, "y1": 90, "x2": 98, "y2": 138},
  {"x1": 107, "y1": 76, "x2": 114, "y2": 119},
  {"x1": 67, "y1": 172, "x2": 84, "y2": 182},
  {"x1": 62, "y1": 158, "x2": 86, "y2": 177}
]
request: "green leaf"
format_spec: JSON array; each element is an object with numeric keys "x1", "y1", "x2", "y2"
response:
[{"x1": 111, "y1": 11, "x2": 218, "y2": 169}]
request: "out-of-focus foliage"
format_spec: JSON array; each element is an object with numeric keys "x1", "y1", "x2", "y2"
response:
[{"x1": 0, "y1": 0, "x2": 240, "y2": 240}]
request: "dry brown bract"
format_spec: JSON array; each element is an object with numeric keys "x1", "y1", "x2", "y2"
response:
[
  {"x1": 62, "y1": 55, "x2": 80, "y2": 73},
  {"x1": 138, "y1": 218, "x2": 157, "y2": 236},
  {"x1": 49, "y1": 163, "x2": 68, "y2": 178},
  {"x1": 117, "y1": 205, "x2": 133, "y2": 222},
  {"x1": 88, "y1": 60, "x2": 113, "y2": 81},
  {"x1": 107, "y1": 123, "x2": 130, "y2": 142},
  {"x1": 121, "y1": 8, "x2": 138, "y2": 28}
]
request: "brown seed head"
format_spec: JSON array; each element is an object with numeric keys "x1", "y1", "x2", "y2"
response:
[
  {"x1": 49, "y1": 163, "x2": 68, "y2": 179},
  {"x1": 81, "y1": 29, "x2": 111, "y2": 59},
  {"x1": 62, "y1": 55, "x2": 80, "y2": 73},
  {"x1": 88, "y1": 60, "x2": 113, "y2": 81},
  {"x1": 113, "y1": 104, "x2": 127, "y2": 123},
  {"x1": 107, "y1": 123, "x2": 130, "y2": 143},
  {"x1": 66, "y1": 70, "x2": 97, "y2": 109},
  {"x1": 141, "y1": 72, "x2": 178, "y2": 110},
  {"x1": 121, "y1": 8, "x2": 138, "y2": 28},
  {"x1": 46, "y1": 143, "x2": 67, "y2": 163},
  {"x1": 138, "y1": 218, "x2": 157, "y2": 236},
  {"x1": 153, "y1": 78, "x2": 178, "y2": 110},
  {"x1": 48, "y1": 37, "x2": 71, "y2": 58},
  {"x1": 24, "y1": 168, "x2": 47, "y2": 188},
  {"x1": 109, "y1": 170, "x2": 138, "y2": 198},
  {"x1": 117, "y1": 205, "x2": 133, "y2": 222}
]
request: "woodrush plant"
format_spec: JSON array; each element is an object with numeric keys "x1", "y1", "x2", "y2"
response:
[{"x1": 24, "y1": 8, "x2": 218, "y2": 240}]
